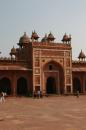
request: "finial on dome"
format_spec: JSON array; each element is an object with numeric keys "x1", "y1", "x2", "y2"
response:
[{"x1": 24, "y1": 32, "x2": 26, "y2": 36}]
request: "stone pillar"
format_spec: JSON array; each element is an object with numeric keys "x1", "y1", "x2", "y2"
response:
[
  {"x1": 57, "y1": 77, "x2": 60, "y2": 94},
  {"x1": 12, "y1": 75, "x2": 17, "y2": 96},
  {"x1": 64, "y1": 85, "x2": 67, "y2": 94}
]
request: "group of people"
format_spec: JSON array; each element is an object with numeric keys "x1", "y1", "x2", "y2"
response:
[
  {"x1": 0, "y1": 92, "x2": 7, "y2": 103},
  {"x1": 0, "y1": 90, "x2": 80, "y2": 101},
  {"x1": 33, "y1": 90, "x2": 42, "y2": 98}
]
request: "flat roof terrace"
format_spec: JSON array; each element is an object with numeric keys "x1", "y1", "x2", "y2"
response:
[{"x1": 32, "y1": 42, "x2": 71, "y2": 50}]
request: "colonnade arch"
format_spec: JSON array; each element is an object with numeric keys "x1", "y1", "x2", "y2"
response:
[
  {"x1": 17, "y1": 77, "x2": 28, "y2": 96},
  {"x1": 0, "y1": 77, "x2": 11, "y2": 95},
  {"x1": 73, "y1": 77, "x2": 81, "y2": 93}
]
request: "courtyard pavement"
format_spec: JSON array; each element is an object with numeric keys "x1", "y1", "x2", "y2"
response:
[{"x1": 0, "y1": 95, "x2": 86, "y2": 130}]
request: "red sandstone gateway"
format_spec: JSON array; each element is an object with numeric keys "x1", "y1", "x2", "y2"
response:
[{"x1": 0, "y1": 32, "x2": 85, "y2": 96}]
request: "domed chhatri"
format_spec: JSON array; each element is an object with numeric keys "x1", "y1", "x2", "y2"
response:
[
  {"x1": 10, "y1": 46, "x2": 16, "y2": 56},
  {"x1": 18, "y1": 32, "x2": 30, "y2": 47},
  {"x1": 31, "y1": 30, "x2": 39, "y2": 41},
  {"x1": 62, "y1": 33, "x2": 71, "y2": 44},
  {"x1": 78, "y1": 50, "x2": 86, "y2": 61},
  {"x1": 47, "y1": 32, "x2": 55, "y2": 42}
]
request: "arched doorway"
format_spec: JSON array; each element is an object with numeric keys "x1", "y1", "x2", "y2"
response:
[
  {"x1": 73, "y1": 78, "x2": 81, "y2": 93},
  {"x1": 46, "y1": 77, "x2": 56, "y2": 94},
  {"x1": 43, "y1": 61, "x2": 64, "y2": 95},
  {"x1": 17, "y1": 77, "x2": 28, "y2": 96},
  {"x1": 0, "y1": 77, "x2": 11, "y2": 95}
]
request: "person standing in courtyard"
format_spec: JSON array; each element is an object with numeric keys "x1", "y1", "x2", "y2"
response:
[
  {"x1": 37, "y1": 90, "x2": 41, "y2": 98},
  {"x1": 0, "y1": 92, "x2": 6, "y2": 103}
]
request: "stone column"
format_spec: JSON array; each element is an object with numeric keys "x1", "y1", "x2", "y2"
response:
[{"x1": 12, "y1": 75, "x2": 17, "y2": 96}]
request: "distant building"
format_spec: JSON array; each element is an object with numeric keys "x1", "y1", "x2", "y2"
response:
[{"x1": 0, "y1": 31, "x2": 86, "y2": 96}]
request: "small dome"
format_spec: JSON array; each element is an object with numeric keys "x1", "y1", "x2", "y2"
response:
[
  {"x1": 47, "y1": 32, "x2": 55, "y2": 41},
  {"x1": 19, "y1": 32, "x2": 30, "y2": 44},
  {"x1": 31, "y1": 30, "x2": 39, "y2": 40},
  {"x1": 62, "y1": 33, "x2": 68, "y2": 42},
  {"x1": 62, "y1": 33, "x2": 71, "y2": 43},
  {"x1": 78, "y1": 50, "x2": 86, "y2": 59},
  {"x1": 10, "y1": 46, "x2": 16, "y2": 56},
  {"x1": 41, "y1": 34, "x2": 48, "y2": 42}
]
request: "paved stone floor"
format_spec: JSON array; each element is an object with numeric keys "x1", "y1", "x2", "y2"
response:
[{"x1": 0, "y1": 96, "x2": 86, "y2": 130}]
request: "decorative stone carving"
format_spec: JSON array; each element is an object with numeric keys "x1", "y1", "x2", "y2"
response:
[{"x1": 35, "y1": 76, "x2": 40, "y2": 85}]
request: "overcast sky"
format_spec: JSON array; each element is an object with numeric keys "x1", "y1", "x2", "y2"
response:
[{"x1": 0, "y1": 0, "x2": 86, "y2": 59}]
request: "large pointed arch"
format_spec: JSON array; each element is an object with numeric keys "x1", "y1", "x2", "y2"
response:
[{"x1": 43, "y1": 60, "x2": 64, "y2": 94}]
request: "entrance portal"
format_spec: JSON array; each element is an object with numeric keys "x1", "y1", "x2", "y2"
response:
[
  {"x1": 0, "y1": 77, "x2": 11, "y2": 95},
  {"x1": 17, "y1": 77, "x2": 28, "y2": 96},
  {"x1": 73, "y1": 78, "x2": 81, "y2": 93},
  {"x1": 46, "y1": 77, "x2": 56, "y2": 94},
  {"x1": 44, "y1": 61, "x2": 64, "y2": 95}
]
